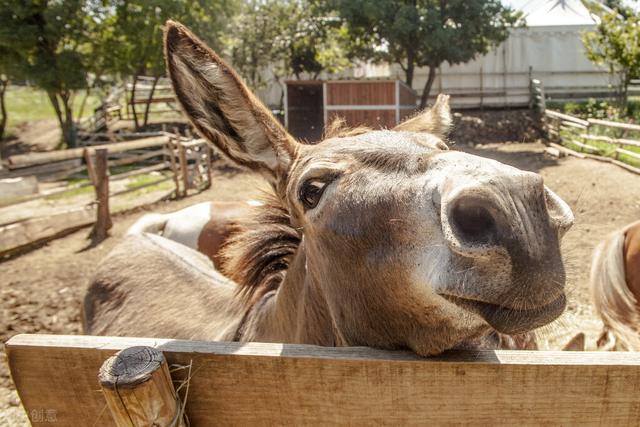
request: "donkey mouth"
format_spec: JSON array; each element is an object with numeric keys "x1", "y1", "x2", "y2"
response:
[{"x1": 442, "y1": 294, "x2": 566, "y2": 335}]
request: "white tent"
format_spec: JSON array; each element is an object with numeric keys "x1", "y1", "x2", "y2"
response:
[
  {"x1": 368, "y1": 0, "x2": 614, "y2": 108},
  {"x1": 505, "y1": 0, "x2": 598, "y2": 26}
]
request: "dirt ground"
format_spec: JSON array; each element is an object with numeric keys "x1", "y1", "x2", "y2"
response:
[{"x1": 2, "y1": 139, "x2": 640, "y2": 425}]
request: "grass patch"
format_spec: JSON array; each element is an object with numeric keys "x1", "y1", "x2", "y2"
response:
[
  {"x1": 44, "y1": 185, "x2": 94, "y2": 201},
  {"x1": 4, "y1": 86, "x2": 102, "y2": 130},
  {"x1": 125, "y1": 172, "x2": 169, "y2": 189},
  {"x1": 123, "y1": 179, "x2": 174, "y2": 199}
]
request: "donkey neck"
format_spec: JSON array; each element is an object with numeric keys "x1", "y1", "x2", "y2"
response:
[{"x1": 240, "y1": 241, "x2": 339, "y2": 345}]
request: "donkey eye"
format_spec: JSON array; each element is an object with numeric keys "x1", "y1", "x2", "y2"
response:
[{"x1": 299, "y1": 180, "x2": 328, "y2": 210}]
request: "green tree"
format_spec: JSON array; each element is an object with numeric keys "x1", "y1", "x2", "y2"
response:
[
  {"x1": 323, "y1": 0, "x2": 520, "y2": 108},
  {"x1": 104, "y1": 0, "x2": 237, "y2": 129},
  {"x1": 0, "y1": 0, "x2": 106, "y2": 147},
  {"x1": 0, "y1": 0, "x2": 110, "y2": 147},
  {"x1": 225, "y1": 0, "x2": 349, "y2": 107},
  {"x1": 583, "y1": 6, "x2": 640, "y2": 110}
]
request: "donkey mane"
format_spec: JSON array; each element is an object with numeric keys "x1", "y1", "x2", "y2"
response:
[
  {"x1": 323, "y1": 117, "x2": 371, "y2": 139},
  {"x1": 220, "y1": 192, "x2": 301, "y2": 306}
]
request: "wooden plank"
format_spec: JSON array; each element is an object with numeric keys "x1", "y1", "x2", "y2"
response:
[
  {"x1": 0, "y1": 208, "x2": 95, "y2": 254},
  {"x1": 616, "y1": 147, "x2": 640, "y2": 161},
  {"x1": 108, "y1": 149, "x2": 167, "y2": 167},
  {"x1": 569, "y1": 139, "x2": 602, "y2": 153},
  {"x1": 549, "y1": 142, "x2": 586, "y2": 159},
  {"x1": 0, "y1": 181, "x2": 94, "y2": 208},
  {"x1": 6, "y1": 334, "x2": 640, "y2": 426},
  {"x1": 0, "y1": 159, "x2": 84, "y2": 180},
  {"x1": 544, "y1": 147, "x2": 563, "y2": 158},
  {"x1": 588, "y1": 118, "x2": 640, "y2": 132},
  {"x1": 544, "y1": 110, "x2": 589, "y2": 127},
  {"x1": 580, "y1": 133, "x2": 640, "y2": 149},
  {"x1": 561, "y1": 120, "x2": 587, "y2": 130},
  {"x1": 110, "y1": 176, "x2": 172, "y2": 198},
  {"x1": 7, "y1": 136, "x2": 169, "y2": 169},
  {"x1": 110, "y1": 163, "x2": 168, "y2": 182}
]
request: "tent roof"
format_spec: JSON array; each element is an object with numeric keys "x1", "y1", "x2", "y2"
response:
[{"x1": 503, "y1": 0, "x2": 599, "y2": 26}]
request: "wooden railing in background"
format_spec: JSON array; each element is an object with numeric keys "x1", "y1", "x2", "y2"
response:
[
  {"x1": 544, "y1": 109, "x2": 640, "y2": 175},
  {"x1": 0, "y1": 134, "x2": 213, "y2": 255}
]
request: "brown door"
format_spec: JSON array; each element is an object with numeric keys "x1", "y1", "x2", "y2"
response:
[{"x1": 286, "y1": 82, "x2": 324, "y2": 143}]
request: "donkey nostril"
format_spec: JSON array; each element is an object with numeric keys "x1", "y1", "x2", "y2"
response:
[{"x1": 451, "y1": 198, "x2": 497, "y2": 245}]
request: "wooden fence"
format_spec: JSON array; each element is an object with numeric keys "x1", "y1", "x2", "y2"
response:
[
  {"x1": 126, "y1": 76, "x2": 177, "y2": 121},
  {"x1": 544, "y1": 109, "x2": 640, "y2": 175},
  {"x1": 0, "y1": 135, "x2": 212, "y2": 255},
  {"x1": 6, "y1": 334, "x2": 640, "y2": 426}
]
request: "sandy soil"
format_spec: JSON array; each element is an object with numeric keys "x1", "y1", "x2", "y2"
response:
[{"x1": 1, "y1": 141, "x2": 640, "y2": 425}]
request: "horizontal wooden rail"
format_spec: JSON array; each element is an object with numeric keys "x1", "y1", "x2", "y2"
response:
[
  {"x1": 544, "y1": 109, "x2": 590, "y2": 127},
  {"x1": 570, "y1": 139, "x2": 602, "y2": 153},
  {"x1": 109, "y1": 148, "x2": 167, "y2": 167},
  {"x1": 588, "y1": 118, "x2": 640, "y2": 132},
  {"x1": 110, "y1": 163, "x2": 169, "y2": 182},
  {"x1": 579, "y1": 133, "x2": 640, "y2": 149},
  {"x1": 560, "y1": 120, "x2": 588, "y2": 130},
  {"x1": 616, "y1": 147, "x2": 640, "y2": 161},
  {"x1": 6, "y1": 334, "x2": 640, "y2": 426},
  {"x1": 7, "y1": 135, "x2": 170, "y2": 169},
  {"x1": 110, "y1": 176, "x2": 173, "y2": 198}
]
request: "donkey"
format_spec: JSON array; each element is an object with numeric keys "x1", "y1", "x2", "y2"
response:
[
  {"x1": 591, "y1": 219, "x2": 640, "y2": 351},
  {"x1": 127, "y1": 200, "x2": 262, "y2": 267},
  {"x1": 83, "y1": 21, "x2": 574, "y2": 356}
]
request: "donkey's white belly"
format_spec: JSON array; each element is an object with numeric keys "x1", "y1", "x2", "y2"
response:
[{"x1": 162, "y1": 201, "x2": 213, "y2": 249}]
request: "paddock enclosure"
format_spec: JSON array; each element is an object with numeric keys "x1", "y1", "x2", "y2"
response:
[
  {"x1": 285, "y1": 79, "x2": 416, "y2": 141},
  {"x1": 6, "y1": 334, "x2": 640, "y2": 426}
]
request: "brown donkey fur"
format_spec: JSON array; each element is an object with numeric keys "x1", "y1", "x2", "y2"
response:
[{"x1": 83, "y1": 21, "x2": 574, "y2": 355}]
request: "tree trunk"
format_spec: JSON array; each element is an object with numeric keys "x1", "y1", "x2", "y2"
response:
[
  {"x1": 404, "y1": 49, "x2": 416, "y2": 88},
  {"x1": 76, "y1": 86, "x2": 91, "y2": 125},
  {"x1": 620, "y1": 71, "x2": 630, "y2": 114},
  {"x1": 419, "y1": 66, "x2": 438, "y2": 109},
  {"x1": 142, "y1": 76, "x2": 159, "y2": 128},
  {"x1": 47, "y1": 91, "x2": 69, "y2": 148},
  {"x1": 60, "y1": 92, "x2": 77, "y2": 148},
  {"x1": 0, "y1": 79, "x2": 8, "y2": 141}
]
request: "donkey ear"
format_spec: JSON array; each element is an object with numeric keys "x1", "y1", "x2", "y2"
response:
[
  {"x1": 164, "y1": 21, "x2": 296, "y2": 180},
  {"x1": 394, "y1": 94, "x2": 452, "y2": 139}
]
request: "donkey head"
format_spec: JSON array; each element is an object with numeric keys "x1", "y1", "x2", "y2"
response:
[{"x1": 164, "y1": 22, "x2": 574, "y2": 355}]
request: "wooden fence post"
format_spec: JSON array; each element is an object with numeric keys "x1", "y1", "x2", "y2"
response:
[
  {"x1": 92, "y1": 148, "x2": 112, "y2": 241},
  {"x1": 205, "y1": 144, "x2": 213, "y2": 189},
  {"x1": 178, "y1": 143, "x2": 188, "y2": 197},
  {"x1": 98, "y1": 346, "x2": 188, "y2": 427},
  {"x1": 167, "y1": 139, "x2": 181, "y2": 197}
]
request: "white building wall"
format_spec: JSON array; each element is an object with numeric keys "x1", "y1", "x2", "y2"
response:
[{"x1": 389, "y1": 25, "x2": 613, "y2": 108}]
